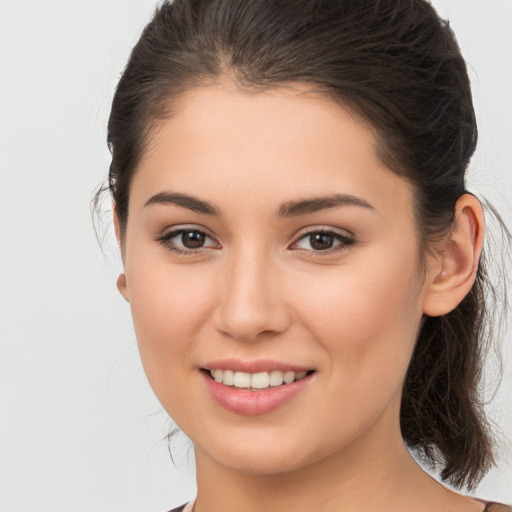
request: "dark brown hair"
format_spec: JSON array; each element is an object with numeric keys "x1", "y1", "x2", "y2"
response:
[{"x1": 100, "y1": 0, "x2": 507, "y2": 490}]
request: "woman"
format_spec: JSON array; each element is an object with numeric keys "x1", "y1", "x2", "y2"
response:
[{"x1": 100, "y1": 0, "x2": 511, "y2": 510}]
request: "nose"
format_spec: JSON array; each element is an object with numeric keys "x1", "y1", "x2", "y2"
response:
[{"x1": 213, "y1": 249, "x2": 291, "y2": 342}]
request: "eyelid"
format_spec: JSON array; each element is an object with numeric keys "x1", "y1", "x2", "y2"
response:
[
  {"x1": 155, "y1": 225, "x2": 220, "y2": 254},
  {"x1": 294, "y1": 224, "x2": 355, "y2": 238},
  {"x1": 289, "y1": 226, "x2": 356, "y2": 253},
  {"x1": 155, "y1": 224, "x2": 355, "y2": 255}
]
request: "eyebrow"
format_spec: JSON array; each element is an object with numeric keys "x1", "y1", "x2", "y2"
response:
[
  {"x1": 144, "y1": 191, "x2": 374, "y2": 217},
  {"x1": 144, "y1": 192, "x2": 221, "y2": 215},
  {"x1": 277, "y1": 194, "x2": 374, "y2": 217}
]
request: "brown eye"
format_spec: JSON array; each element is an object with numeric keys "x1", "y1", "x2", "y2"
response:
[
  {"x1": 157, "y1": 228, "x2": 218, "y2": 254},
  {"x1": 293, "y1": 229, "x2": 355, "y2": 253},
  {"x1": 181, "y1": 230, "x2": 206, "y2": 249},
  {"x1": 309, "y1": 232, "x2": 334, "y2": 251}
]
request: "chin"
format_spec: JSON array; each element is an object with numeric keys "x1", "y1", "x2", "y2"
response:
[
  {"x1": 212, "y1": 448, "x2": 311, "y2": 476},
  {"x1": 195, "y1": 427, "x2": 342, "y2": 477}
]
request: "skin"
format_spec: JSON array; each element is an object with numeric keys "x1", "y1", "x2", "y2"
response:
[{"x1": 116, "y1": 81, "x2": 485, "y2": 512}]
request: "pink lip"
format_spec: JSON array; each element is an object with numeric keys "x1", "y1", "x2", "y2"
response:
[
  {"x1": 201, "y1": 370, "x2": 314, "y2": 416},
  {"x1": 202, "y1": 358, "x2": 311, "y2": 373}
]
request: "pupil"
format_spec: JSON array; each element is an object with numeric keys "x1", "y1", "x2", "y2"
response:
[
  {"x1": 310, "y1": 233, "x2": 333, "y2": 250},
  {"x1": 182, "y1": 231, "x2": 205, "y2": 249}
]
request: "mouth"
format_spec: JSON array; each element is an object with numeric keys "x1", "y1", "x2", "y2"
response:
[
  {"x1": 203, "y1": 368, "x2": 313, "y2": 390},
  {"x1": 200, "y1": 363, "x2": 316, "y2": 415}
]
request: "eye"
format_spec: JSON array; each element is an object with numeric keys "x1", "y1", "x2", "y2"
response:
[
  {"x1": 292, "y1": 229, "x2": 355, "y2": 253},
  {"x1": 156, "y1": 228, "x2": 218, "y2": 254}
]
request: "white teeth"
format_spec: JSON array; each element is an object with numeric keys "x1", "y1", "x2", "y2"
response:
[
  {"x1": 269, "y1": 370, "x2": 284, "y2": 387},
  {"x1": 208, "y1": 369, "x2": 310, "y2": 389},
  {"x1": 283, "y1": 371, "x2": 295, "y2": 384},
  {"x1": 251, "y1": 372, "x2": 270, "y2": 389},
  {"x1": 233, "y1": 371, "x2": 251, "y2": 388},
  {"x1": 223, "y1": 369, "x2": 235, "y2": 386}
]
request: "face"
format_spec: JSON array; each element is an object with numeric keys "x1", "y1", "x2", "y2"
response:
[{"x1": 118, "y1": 82, "x2": 434, "y2": 475}]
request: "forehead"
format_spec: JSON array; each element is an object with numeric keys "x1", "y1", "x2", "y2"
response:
[{"x1": 130, "y1": 82, "x2": 415, "y2": 223}]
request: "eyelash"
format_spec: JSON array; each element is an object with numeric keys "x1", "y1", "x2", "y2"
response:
[
  {"x1": 155, "y1": 228, "x2": 218, "y2": 255},
  {"x1": 155, "y1": 227, "x2": 355, "y2": 256},
  {"x1": 292, "y1": 229, "x2": 356, "y2": 254}
]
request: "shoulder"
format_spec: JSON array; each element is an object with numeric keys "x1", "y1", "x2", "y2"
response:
[
  {"x1": 166, "y1": 502, "x2": 195, "y2": 512},
  {"x1": 167, "y1": 500, "x2": 195, "y2": 512},
  {"x1": 484, "y1": 503, "x2": 512, "y2": 512},
  {"x1": 165, "y1": 501, "x2": 512, "y2": 512}
]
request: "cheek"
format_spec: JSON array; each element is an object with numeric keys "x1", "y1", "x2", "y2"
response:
[
  {"x1": 294, "y1": 250, "x2": 423, "y2": 384},
  {"x1": 125, "y1": 255, "x2": 215, "y2": 388}
]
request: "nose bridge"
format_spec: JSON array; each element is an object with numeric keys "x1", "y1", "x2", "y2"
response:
[{"x1": 215, "y1": 243, "x2": 288, "y2": 341}]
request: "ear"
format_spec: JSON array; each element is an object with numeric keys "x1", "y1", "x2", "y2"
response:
[
  {"x1": 113, "y1": 203, "x2": 130, "y2": 303},
  {"x1": 422, "y1": 194, "x2": 484, "y2": 317},
  {"x1": 117, "y1": 273, "x2": 130, "y2": 302}
]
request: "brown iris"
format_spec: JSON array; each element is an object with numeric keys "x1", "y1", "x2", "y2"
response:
[
  {"x1": 309, "y1": 232, "x2": 335, "y2": 250},
  {"x1": 181, "y1": 230, "x2": 206, "y2": 249}
]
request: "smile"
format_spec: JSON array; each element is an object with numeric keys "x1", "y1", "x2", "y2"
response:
[
  {"x1": 201, "y1": 366, "x2": 315, "y2": 416},
  {"x1": 208, "y1": 369, "x2": 309, "y2": 390}
]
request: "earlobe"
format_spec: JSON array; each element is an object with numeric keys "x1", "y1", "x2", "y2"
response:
[
  {"x1": 422, "y1": 194, "x2": 484, "y2": 317},
  {"x1": 117, "y1": 273, "x2": 130, "y2": 302}
]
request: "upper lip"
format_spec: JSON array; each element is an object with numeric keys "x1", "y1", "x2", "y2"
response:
[{"x1": 201, "y1": 359, "x2": 313, "y2": 374}]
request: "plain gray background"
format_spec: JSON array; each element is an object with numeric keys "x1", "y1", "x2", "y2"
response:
[{"x1": 0, "y1": 1, "x2": 511, "y2": 510}]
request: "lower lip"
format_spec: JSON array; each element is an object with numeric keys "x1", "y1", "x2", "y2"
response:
[{"x1": 201, "y1": 371, "x2": 313, "y2": 416}]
